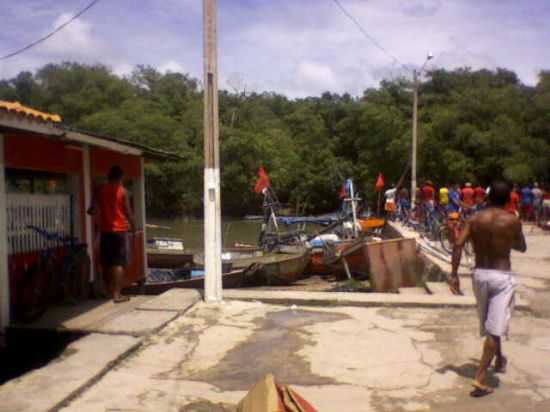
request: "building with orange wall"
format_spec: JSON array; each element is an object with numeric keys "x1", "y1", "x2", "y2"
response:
[{"x1": 0, "y1": 101, "x2": 178, "y2": 337}]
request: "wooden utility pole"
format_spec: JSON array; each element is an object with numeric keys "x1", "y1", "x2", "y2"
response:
[
  {"x1": 203, "y1": 0, "x2": 222, "y2": 302},
  {"x1": 410, "y1": 69, "x2": 419, "y2": 206}
]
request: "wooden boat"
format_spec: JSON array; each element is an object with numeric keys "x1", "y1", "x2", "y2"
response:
[
  {"x1": 195, "y1": 246, "x2": 311, "y2": 286},
  {"x1": 147, "y1": 249, "x2": 194, "y2": 269},
  {"x1": 146, "y1": 237, "x2": 193, "y2": 269},
  {"x1": 308, "y1": 239, "x2": 369, "y2": 276},
  {"x1": 124, "y1": 266, "x2": 257, "y2": 295},
  {"x1": 246, "y1": 247, "x2": 311, "y2": 286},
  {"x1": 357, "y1": 217, "x2": 385, "y2": 232}
]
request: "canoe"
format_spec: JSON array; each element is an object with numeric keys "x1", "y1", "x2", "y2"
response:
[
  {"x1": 147, "y1": 249, "x2": 194, "y2": 269},
  {"x1": 124, "y1": 266, "x2": 258, "y2": 295},
  {"x1": 357, "y1": 218, "x2": 385, "y2": 232},
  {"x1": 146, "y1": 237, "x2": 193, "y2": 268},
  {"x1": 246, "y1": 247, "x2": 311, "y2": 286},
  {"x1": 195, "y1": 246, "x2": 311, "y2": 286},
  {"x1": 307, "y1": 239, "x2": 366, "y2": 276}
]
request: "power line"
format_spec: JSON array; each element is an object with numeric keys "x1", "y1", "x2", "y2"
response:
[
  {"x1": 0, "y1": 0, "x2": 101, "y2": 61},
  {"x1": 330, "y1": 0, "x2": 405, "y2": 68}
]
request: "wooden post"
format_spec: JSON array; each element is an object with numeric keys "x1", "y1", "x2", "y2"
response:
[
  {"x1": 137, "y1": 157, "x2": 148, "y2": 273},
  {"x1": 203, "y1": 0, "x2": 223, "y2": 302},
  {"x1": 82, "y1": 145, "x2": 95, "y2": 282},
  {"x1": 0, "y1": 133, "x2": 10, "y2": 335}
]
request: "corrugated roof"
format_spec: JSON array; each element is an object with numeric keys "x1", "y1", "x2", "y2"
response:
[{"x1": 0, "y1": 101, "x2": 62, "y2": 123}]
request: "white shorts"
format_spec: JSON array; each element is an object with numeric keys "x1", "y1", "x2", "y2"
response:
[{"x1": 472, "y1": 268, "x2": 517, "y2": 338}]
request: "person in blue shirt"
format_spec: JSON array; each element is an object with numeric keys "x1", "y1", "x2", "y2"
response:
[
  {"x1": 520, "y1": 185, "x2": 533, "y2": 221},
  {"x1": 447, "y1": 183, "x2": 461, "y2": 213}
]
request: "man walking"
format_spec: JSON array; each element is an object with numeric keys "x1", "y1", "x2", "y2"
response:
[
  {"x1": 449, "y1": 181, "x2": 526, "y2": 397},
  {"x1": 89, "y1": 166, "x2": 134, "y2": 303}
]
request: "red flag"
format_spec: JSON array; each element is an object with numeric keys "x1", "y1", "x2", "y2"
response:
[
  {"x1": 254, "y1": 166, "x2": 271, "y2": 194},
  {"x1": 375, "y1": 173, "x2": 385, "y2": 192}
]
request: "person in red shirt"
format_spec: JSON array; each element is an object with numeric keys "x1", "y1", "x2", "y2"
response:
[
  {"x1": 421, "y1": 180, "x2": 435, "y2": 210},
  {"x1": 89, "y1": 166, "x2": 135, "y2": 303},
  {"x1": 505, "y1": 184, "x2": 520, "y2": 216},
  {"x1": 474, "y1": 183, "x2": 486, "y2": 209},
  {"x1": 461, "y1": 182, "x2": 475, "y2": 209}
]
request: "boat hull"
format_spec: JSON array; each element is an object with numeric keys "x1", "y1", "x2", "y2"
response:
[
  {"x1": 125, "y1": 268, "x2": 249, "y2": 295},
  {"x1": 147, "y1": 249, "x2": 194, "y2": 269},
  {"x1": 246, "y1": 248, "x2": 311, "y2": 286},
  {"x1": 358, "y1": 218, "x2": 385, "y2": 232}
]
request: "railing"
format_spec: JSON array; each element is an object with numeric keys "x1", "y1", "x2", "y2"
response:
[{"x1": 6, "y1": 194, "x2": 72, "y2": 255}]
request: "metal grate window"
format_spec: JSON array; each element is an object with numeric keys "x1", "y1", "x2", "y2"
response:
[{"x1": 6, "y1": 194, "x2": 71, "y2": 254}]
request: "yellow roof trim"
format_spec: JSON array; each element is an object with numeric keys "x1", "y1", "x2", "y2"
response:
[{"x1": 0, "y1": 101, "x2": 62, "y2": 123}]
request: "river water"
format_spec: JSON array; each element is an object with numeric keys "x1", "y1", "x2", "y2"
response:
[
  {"x1": 146, "y1": 217, "x2": 322, "y2": 252},
  {"x1": 147, "y1": 218, "x2": 264, "y2": 251}
]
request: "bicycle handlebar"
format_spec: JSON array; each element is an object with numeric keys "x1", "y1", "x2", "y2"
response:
[{"x1": 26, "y1": 225, "x2": 77, "y2": 245}]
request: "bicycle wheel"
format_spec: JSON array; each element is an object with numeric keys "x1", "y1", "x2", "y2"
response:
[
  {"x1": 19, "y1": 262, "x2": 52, "y2": 323},
  {"x1": 439, "y1": 226, "x2": 453, "y2": 254}
]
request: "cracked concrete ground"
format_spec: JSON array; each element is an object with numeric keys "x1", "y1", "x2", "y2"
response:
[{"x1": 60, "y1": 298, "x2": 550, "y2": 412}]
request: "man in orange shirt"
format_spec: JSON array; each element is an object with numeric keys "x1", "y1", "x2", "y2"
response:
[
  {"x1": 89, "y1": 166, "x2": 135, "y2": 303},
  {"x1": 505, "y1": 184, "x2": 520, "y2": 216},
  {"x1": 474, "y1": 183, "x2": 486, "y2": 209}
]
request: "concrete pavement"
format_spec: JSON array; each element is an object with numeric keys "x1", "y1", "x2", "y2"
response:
[
  {"x1": 0, "y1": 333, "x2": 141, "y2": 412},
  {"x1": 0, "y1": 289, "x2": 201, "y2": 412},
  {"x1": 59, "y1": 300, "x2": 550, "y2": 412}
]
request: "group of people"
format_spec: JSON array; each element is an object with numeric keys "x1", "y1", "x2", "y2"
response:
[{"x1": 384, "y1": 179, "x2": 550, "y2": 222}]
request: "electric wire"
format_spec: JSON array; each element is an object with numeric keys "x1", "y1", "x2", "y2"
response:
[
  {"x1": 330, "y1": 0, "x2": 405, "y2": 68},
  {"x1": 0, "y1": 0, "x2": 101, "y2": 60}
]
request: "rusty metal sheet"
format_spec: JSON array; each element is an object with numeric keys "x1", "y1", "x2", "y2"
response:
[{"x1": 366, "y1": 238, "x2": 417, "y2": 292}]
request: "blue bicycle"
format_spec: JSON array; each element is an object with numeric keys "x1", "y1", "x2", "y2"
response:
[{"x1": 17, "y1": 226, "x2": 90, "y2": 323}]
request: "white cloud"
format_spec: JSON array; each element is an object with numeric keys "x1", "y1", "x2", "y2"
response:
[
  {"x1": 158, "y1": 61, "x2": 185, "y2": 74},
  {"x1": 1, "y1": 0, "x2": 549, "y2": 98},
  {"x1": 296, "y1": 61, "x2": 339, "y2": 92},
  {"x1": 39, "y1": 13, "x2": 105, "y2": 59}
]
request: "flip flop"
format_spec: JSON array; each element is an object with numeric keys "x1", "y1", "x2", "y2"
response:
[
  {"x1": 470, "y1": 381, "x2": 494, "y2": 398},
  {"x1": 495, "y1": 356, "x2": 507, "y2": 374},
  {"x1": 113, "y1": 295, "x2": 131, "y2": 304}
]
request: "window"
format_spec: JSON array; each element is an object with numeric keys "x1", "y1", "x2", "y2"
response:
[{"x1": 6, "y1": 169, "x2": 68, "y2": 194}]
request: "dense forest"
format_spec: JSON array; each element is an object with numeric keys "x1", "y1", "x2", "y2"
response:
[{"x1": 1, "y1": 63, "x2": 549, "y2": 217}]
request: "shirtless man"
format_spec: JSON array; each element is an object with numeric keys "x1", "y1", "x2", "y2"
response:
[{"x1": 449, "y1": 180, "x2": 526, "y2": 397}]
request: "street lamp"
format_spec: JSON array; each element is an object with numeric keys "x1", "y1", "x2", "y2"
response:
[{"x1": 410, "y1": 53, "x2": 434, "y2": 206}]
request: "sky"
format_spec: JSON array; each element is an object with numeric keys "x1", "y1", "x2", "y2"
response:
[{"x1": 1, "y1": 0, "x2": 549, "y2": 98}]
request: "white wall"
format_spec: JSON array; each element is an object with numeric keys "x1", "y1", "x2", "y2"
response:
[{"x1": 0, "y1": 133, "x2": 10, "y2": 333}]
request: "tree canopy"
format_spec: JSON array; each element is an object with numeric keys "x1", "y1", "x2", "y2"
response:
[{"x1": 1, "y1": 62, "x2": 549, "y2": 217}]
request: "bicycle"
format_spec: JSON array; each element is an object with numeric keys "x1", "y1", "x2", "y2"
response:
[{"x1": 17, "y1": 226, "x2": 90, "y2": 323}]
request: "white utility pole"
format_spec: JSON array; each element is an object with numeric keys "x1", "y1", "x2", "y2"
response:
[
  {"x1": 203, "y1": 0, "x2": 223, "y2": 302},
  {"x1": 410, "y1": 53, "x2": 433, "y2": 205},
  {"x1": 410, "y1": 69, "x2": 419, "y2": 206}
]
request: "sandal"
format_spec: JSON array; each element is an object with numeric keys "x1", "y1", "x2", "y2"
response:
[{"x1": 470, "y1": 381, "x2": 494, "y2": 398}]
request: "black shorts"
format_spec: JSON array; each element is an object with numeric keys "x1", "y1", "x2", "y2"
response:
[{"x1": 100, "y1": 232, "x2": 128, "y2": 268}]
